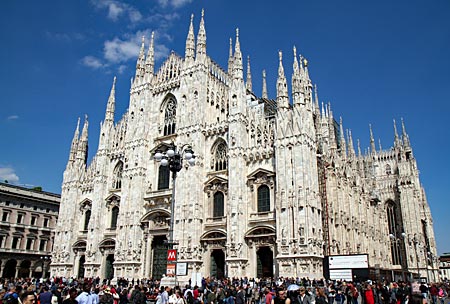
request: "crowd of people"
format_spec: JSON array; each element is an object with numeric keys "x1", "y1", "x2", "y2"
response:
[{"x1": 0, "y1": 277, "x2": 448, "y2": 304}]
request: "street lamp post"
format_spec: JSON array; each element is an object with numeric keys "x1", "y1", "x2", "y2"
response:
[
  {"x1": 154, "y1": 143, "x2": 195, "y2": 281},
  {"x1": 40, "y1": 255, "x2": 50, "y2": 279}
]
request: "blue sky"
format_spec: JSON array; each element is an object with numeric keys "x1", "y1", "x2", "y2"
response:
[{"x1": 1, "y1": 0, "x2": 449, "y2": 253}]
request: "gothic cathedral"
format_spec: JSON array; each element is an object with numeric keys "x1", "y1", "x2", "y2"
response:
[{"x1": 51, "y1": 11, "x2": 437, "y2": 281}]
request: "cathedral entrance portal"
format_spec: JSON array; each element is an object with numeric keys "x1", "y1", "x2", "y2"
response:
[
  {"x1": 78, "y1": 255, "x2": 86, "y2": 278},
  {"x1": 105, "y1": 254, "x2": 115, "y2": 279},
  {"x1": 210, "y1": 249, "x2": 225, "y2": 279},
  {"x1": 152, "y1": 235, "x2": 167, "y2": 279},
  {"x1": 257, "y1": 247, "x2": 273, "y2": 278}
]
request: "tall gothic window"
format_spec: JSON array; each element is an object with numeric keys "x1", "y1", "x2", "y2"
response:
[
  {"x1": 387, "y1": 202, "x2": 401, "y2": 265},
  {"x1": 111, "y1": 206, "x2": 119, "y2": 229},
  {"x1": 113, "y1": 161, "x2": 123, "y2": 189},
  {"x1": 84, "y1": 210, "x2": 91, "y2": 231},
  {"x1": 213, "y1": 192, "x2": 224, "y2": 218},
  {"x1": 158, "y1": 165, "x2": 170, "y2": 190},
  {"x1": 163, "y1": 95, "x2": 177, "y2": 136},
  {"x1": 257, "y1": 185, "x2": 270, "y2": 212},
  {"x1": 212, "y1": 141, "x2": 228, "y2": 171}
]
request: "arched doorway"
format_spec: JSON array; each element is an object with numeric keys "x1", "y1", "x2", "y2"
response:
[
  {"x1": 211, "y1": 249, "x2": 225, "y2": 279},
  {"x1": 2, "y1": 259, "x2": 17, "y2": 278},
  {"x1": 78, "y1": 255, "x2": 86, "y2": 278},
  {"x1": 152, "y1": 235, "x2": 168, "y2": 279},
  {"x1": 18, "y1": 260, "x2": 31, "y2": 278},
  {"x1": 257, "y1": 246, "x2": 273, "y2": 278},
  {"x1": 105, "y1": 254, "x2": 114, "y2": 279}
]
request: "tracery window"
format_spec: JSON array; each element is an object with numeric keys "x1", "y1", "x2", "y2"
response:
[
  {"x1": 84, "y1": 210, "x2": 91, "y2": 231},
  {"x1": 111, "y1": 206, "x2": 119, "y2": 229},
  {"x1": 158, "y1": 165, "x2": 170, "y2": 190},
  {"x1": 213, "y1": 192, "x2": 224, "y2": 218},
  {"x1": 257, "y1": 185, "x2": 270, "y2": 212},
  {"x1": 387, "y1": 202, "x2": 401, "y2": 265},
  {"x1": 113, "y1": 161, "x2": 123, "y2": 189},
  {"x1": 163, "y1": 95, "x2": 177, "y2": 136},
  {"x1": 212, "y1": 141, "x2": 228, "y2": 171}
]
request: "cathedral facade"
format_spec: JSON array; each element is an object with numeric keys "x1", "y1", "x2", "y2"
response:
[{"x1": 51, "y1": 12, "x2": 438, "y2": 281}]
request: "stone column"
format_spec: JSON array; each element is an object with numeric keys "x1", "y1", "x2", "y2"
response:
[{"x1": 145, "y1": 234, "x2": 153, "y2": 278}]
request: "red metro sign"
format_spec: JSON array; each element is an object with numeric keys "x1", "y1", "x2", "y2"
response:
[{"x1": 167, "y1": 249, "x2": 177, "y2": 261}]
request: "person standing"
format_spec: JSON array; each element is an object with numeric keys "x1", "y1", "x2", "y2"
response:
[
  {"x1": 76, "y1": 284, "x2": 95, "y2": 304},
  {"x1": 299, "y1": 287, "x2": 311, "y2": 304},
  {"x1": 62, "y1": 288, "x2": 79, "y2": 304},
  {"x1": 40, "y1": 286, "x2": 54, "y2": 304}
]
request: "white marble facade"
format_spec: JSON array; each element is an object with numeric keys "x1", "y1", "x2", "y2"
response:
[{"x1": 51, "y1": 12, "x2": 437, "y2": 281}]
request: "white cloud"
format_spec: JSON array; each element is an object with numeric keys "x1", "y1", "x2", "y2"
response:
[
  {"x1": 7, "y1": 115, "x2": 19, "y2": 120},
  {"x1": 157, "y1": 0, "x2": 192, "y2": 8},
  {"x1": 92, "y1": 0, "x2": 142, "y2": 23},
  {"x1": 104, "y1": 37, "x2": 141, "y2": 64},
  {"x1": 117, "y1": 65, "x2": 127, "y2": 74},
  {"x1": 81, "y1": 56, "x2": 105, "y2": 69},
  {"x1": 0, "y1": 167, "x2": 19, "y2": 184},
  {"x1": 171, "y1": 0, "x2": 193, "y2": 8}
]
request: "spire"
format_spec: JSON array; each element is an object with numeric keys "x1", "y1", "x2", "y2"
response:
[
  {"x1": 276, "y1": 51, "x2": 289, "y2": 107},
  {"x1": 134, "y1": 36, "x2": 146, "y2": 81},
  {"x1": 105, "y1": 76, "x2": 116, "y2": 124},
  {"x1": 292, "y1": 46, "x2": 302, "y2": 102},
  {"x1": 77, "y1": 115, "x2": 89, "y2": 164},
  {"x1": 378, "y1": 138, "x2": 383, "y2": 152},
  {"x1": 393, "y1": 119, "x2": 401, "y2": 147},
  {"x1": 262, "y1": 70, "x2": 268, "y2": 99},
  {"x1": 227, "y1": 37, "x2": 233, "y2": 75},
  {"x1": 196, "y1": 9, "x2": 206, "y2": 61},
  {"x1": 339, "y1": 117, "x2": 346, "y2": 157},
  {"x1": 401, "y1": 118, "x2": 411, "y2": 148},
  {"x1": 246, "y1": 56, "x2": 252, "y2": 92},
  {"x1": 357, "y1": 139, "x2": 362, "y2": 156},
  {"x1": 369, "y1": 124, "x2": 376, "y2": 154},
  {"x1": 233, "y1": 28, "x2": 243, "y2": 79},
  {"x1": 69, "y1": 117, "x2": 80, "y2": 163},
  {"x1": 185, "y1": 14, "x2": 195, "y2": 64},
  {"x1": 314, "y1": 84, "x2": 320, "y2": 113},
  {"x1": 348, "y1": 129, "x2": 356, "y2": 158},
  {"x1": 145, "y1": 31, "x2": 155, "y2": 78}
]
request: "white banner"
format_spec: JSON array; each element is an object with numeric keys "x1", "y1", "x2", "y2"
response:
[
  {"x1": 329, "y1": 254, "x2": 368, "y2": 269},
  {"x1": 330, "y1": 269, "x2": 353, "y2": 281}
]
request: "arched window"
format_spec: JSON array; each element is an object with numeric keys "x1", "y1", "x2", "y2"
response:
[
  {"x1": 158, "y1": 165, "x2": 170, "y2": 190},
  {"x1": 84, "y1": 210, "x2": 91, "y2": 231},
  {"x1": 213, "y1": 192, "x2": 224, "y2": 218},
  {"x1": 387, "y1": 202, "x2": 401, "y2": 265},
  {"x1": 113, "y1": 162, "x2": 123, "y2": 189},
  {"x1": 212, "y1": 141, "x2": 228, "y2": 171},
  {"x1": 386, "y1": 164, "x2": 392, "y2": 175},
  {"x1": 111, "y1": 206, "x2": 119, "y2": 229},
  {"x1": 163, "y1": 95, "x2": 177, "y2": 136},
  {"x1": 257, "y1": 185, "x2": 270, "y2": 212}
]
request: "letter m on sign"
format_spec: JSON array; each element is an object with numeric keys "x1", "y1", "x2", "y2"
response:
[{"x1": 167, "y1": 249, "x2": 177, "y2": 261}]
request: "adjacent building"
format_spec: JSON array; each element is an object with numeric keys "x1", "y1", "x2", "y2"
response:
[
  {"x1": 0, "y1": 182, "x2": 60, "y2": 278},
  {"x1": 51, "y1": 11, "x2": 438, "y2": 281}
]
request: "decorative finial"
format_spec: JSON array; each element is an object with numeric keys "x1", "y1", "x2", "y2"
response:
[
  {"x1": 303, "y1": 57, "x2": 308, "y2": 67},
  {"x1": 279, "y1": 50, "x2": 283, "y2": 62},
  {"x1": 236, "y1": 28, "x2": 239, "y2": 38},
  {"x1": 293, "y1": 46, "x2": 297, "y2": 58},
  {"x1": 201, "y1": 8, "x2": 204, "y2": 17},
  {"x1": 190, "y1": 13, "x2": 194, "y2": 22}
]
